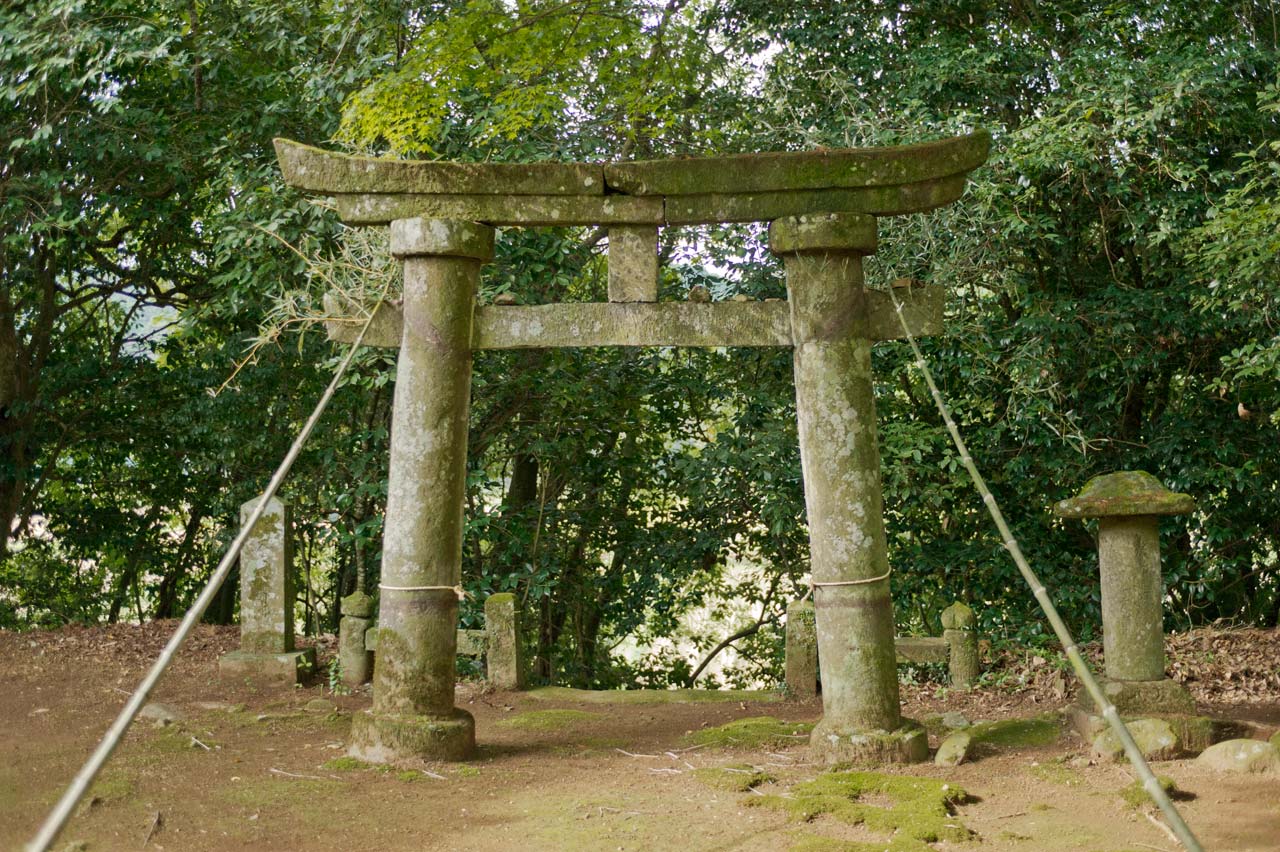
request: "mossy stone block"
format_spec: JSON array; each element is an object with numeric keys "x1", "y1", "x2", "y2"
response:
[
  {"x1": 1054, "y1": 471, "x2": 1195, "y2": 519},
  {"x1": 348, "y1": 708, "x2": 475, "y2": 764}
]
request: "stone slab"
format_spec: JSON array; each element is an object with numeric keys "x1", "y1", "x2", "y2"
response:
[
  {"x1": 336, "y1": 192, "x2": 664, "y2": 226},
  {"x1": 323, "y1": 286, "x2": 944, "y2": 351},
  {"x1": 894, "y1": 636, "x2": 948, "y2": 665},
  {"x1": 662, "y1": 176, "x2": 970, "y2": 224},
  {"x1": 276, "y1": 138, "x2": 603, "y2": 196},
  {"x1": 605, "y1": 131, "x2": 991, "y2": 195},
  {"x1": 218, "y1": 648, "x2": 315, "y2": 685}
]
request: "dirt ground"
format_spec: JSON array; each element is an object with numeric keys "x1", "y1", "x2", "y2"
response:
[{"x1": 3, "y1": 623, "x2": 1278, "y2": 851}]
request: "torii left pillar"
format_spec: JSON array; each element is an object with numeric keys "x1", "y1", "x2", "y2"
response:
[{"x1": 349, "y1": 218, "x2": 493, "y2": 763}]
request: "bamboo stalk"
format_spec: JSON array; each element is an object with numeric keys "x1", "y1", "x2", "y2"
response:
[{"x1": 890, "y1": 297, "x2": 1204, "y2": 852}]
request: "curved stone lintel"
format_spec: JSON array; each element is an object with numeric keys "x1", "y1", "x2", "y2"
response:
[{"x1": 768, "y1": 212, "x2": 879, "y2": 255}]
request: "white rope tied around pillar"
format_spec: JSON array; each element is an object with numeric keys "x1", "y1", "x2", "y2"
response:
[
  {"x1": 378, "y1": 583, "x2": 467, "y2": 600},
  {"x1": 811, "y1": 568, "x2": 892, "y2": 588},
  {"x1": 28, "y1": 287, "x2": 391, "y2": 852},
  {"x1": 887, "y1": 292, "x2": 1203, "y2": 852}
]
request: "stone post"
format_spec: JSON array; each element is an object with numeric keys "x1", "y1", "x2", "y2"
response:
[
  {"x1": 1055, "y1": 471, "x2": 1196, "y2": 717},
  {"x1": 217, "y1": 497, "x2": 315, "y2": 683},
  {"x1": 940, "y1": 601, "x2": 979, "y2": 689},
  {"x1": 770, "y1": 212, "x2": 925, "y2": 764},
  {"x1": 785, "y1": 598, "x2": 818, "y2": 699},
  {"x1": 484, "y1": 593, "x2": 526, "y2": 691},
  {"x1": 349, "y1": 218, "x2": 493, "y2": 763},
  {"x1": 338, "y1": 590, "x2": 375, "y2": 687}
]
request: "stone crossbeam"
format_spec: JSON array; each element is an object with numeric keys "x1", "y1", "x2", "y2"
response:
[
  {"x1": 322, "y1": 287, "x2": 944, "y2": 350},
  {"x1": 277, "y1": 132, "x2": 990, "y2": 227}
]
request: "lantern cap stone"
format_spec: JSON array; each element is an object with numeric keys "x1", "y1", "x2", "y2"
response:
[{"x1": 1053, "y1": 470, "x2": 1195, "y2": 519}]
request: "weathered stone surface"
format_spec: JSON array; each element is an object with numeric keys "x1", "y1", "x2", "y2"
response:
[
  {"x1": 1091, "y1": 718, "x2": 1180, "y2": 762},
  {"x1": 605, "y1": 130, "x2": 991, "y2": 195},
  {"x1": 776, "y1": 221, "x2": 906, "y2": 760},
  {"x1": 474, "y1": 301, "x2": 793, "y2": 348},
  {"x1": 138, "y1": 702, "x2": 181, "y2": 727},
  {"x1": 232, "y1": 496, "x2": 294, "y2": 655},
  {"x1": 275, "y1": 138, "x2": 604, "y2": 196},
  {"x1": 940, "y1": 602, "x2": 976, "y2": 630},
  {"x1": 1096, "y1": 517, "x2": 1171, "y2": 682},
  {"x1": 485, "y1": 592, "x2": 526, "y2": 690},
  {"x1": 1101, "y1": 678, "x2": 1197, "y2": 715},
  {"x1": 456, "y1": 628, "x2": 486, "y2": 657},
  {"x1": 390, "y1": 217, "x2": 494, "y2": 261},
  {"x1": 607, "y1": 225, "x2": 659, "y2": 303},
  {"x1": 935, "y1": 731, "x2": 972, "y2": 767},
  {"x1": 341, "y1": 590, "x2": 375, "y2": 618},
  {"x1": 785, "y1": 598, "x2": 818, "y2": 700},
  {"x1": 894, "y1": 636, "x2": 948, "y2": 665},
  {"x1": 217, "y1": 648, "x2": 315, "y2": 685},
  {"x1": 336, "y1": 192, "x2": 663, "y2": 226},
  {"x1": 305, "y1": 698, "x2": 336, "y2": 714},
  {"x1": 348, "y1": 708, "x2": 476, "y2": 764},
  {"x1": 1054, "y1": 471, "x2": 1195, "y2": 519},
  {"x1": 325, "y1": 286, "x2": 945, "y2": 351},
  {"x1": 810, "y1": 719, "x2": 930, "y2": 766},
  {"x1": 339, "y1": 614, "x2": 374, "y2": 686},
  {"x1": 662, "y1": 177, "x2": 972, "y2": 224},
  {"x1": 769, "y1": 212, "x2": 878, "y2": 256},
  {"x1": 1195, "y1": 739, "x2": 1280, "y2": 774},
  {"x1": 941, "y1": 711, "x2": 970, "y2": 730},
  {"x1": 361, "y1": 218, "x2": 489, "y2": 762}
]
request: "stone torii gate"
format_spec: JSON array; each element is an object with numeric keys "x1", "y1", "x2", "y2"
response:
[{"x1": 275, "y1": 131, "x2": 990, "y2": 765}]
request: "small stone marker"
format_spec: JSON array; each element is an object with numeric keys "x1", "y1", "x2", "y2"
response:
[
  {"x1": 484, "y1": 593, "x2": 526, "y2": 691},
  {"x1": 941, "y1": 602, "x2": 979, "y2": 689},
  {"x1": 1054, "y1": 472, "x2": 1195, "y2": 718},
  {"x1": 784, "y1": 598, "x2": 818, "y2": 699},
  {"x1": 138, "y1": 702, "x2": 181, "y2": 728},
  {"x1": 218, "y1": 496, "x2": 315, "y2": 684},
  {"x1": 338, "y1": 590, "x2": 375, "y2": 687}
]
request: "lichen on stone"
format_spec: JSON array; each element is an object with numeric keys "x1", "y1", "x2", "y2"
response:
[{"x1": 1054, "y1": 471, "x2": 1195, "y2": 519}]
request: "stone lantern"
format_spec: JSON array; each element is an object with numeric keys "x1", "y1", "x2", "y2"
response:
[{"x1": 1054, "y1": 471, "x2": 1196, "y2": 720}]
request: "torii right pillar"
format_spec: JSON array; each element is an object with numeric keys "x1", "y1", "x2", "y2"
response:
[{"x1": 771, "y1": 213, "x2": 928, "y2": 764}]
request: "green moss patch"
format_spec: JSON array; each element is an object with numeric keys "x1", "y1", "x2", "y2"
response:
[
  {"x1": 526, "y1": 686, "x2": 780, "y2": 704},
  {"x1": 693, "y1": 764, "x2": 776, "y2": 792},
  {"x1": 687, "y1": 717, "x2": 814, "y2": 749},
  {"x1": 322, "y1": 756, "x2": 372, "y2": 772},
  {"x1": 1030, "y1": 757, "x2": 1083, "y2": 786},
  {"x1": 752, "y1": 771, "x2": 971, "y2": 851},
  {"x1": 789, "y1": 835, "x2": 942, "y2": 852},
  {"x1": 967, "y1": 715, "x2": 1060, "y2": 749},
  {"x1": 497, "y1": 709, "x2": 598, "y2": 731},
  {"x1": 1118, "y1": 775, "x2": 1189, "y2": 809}
]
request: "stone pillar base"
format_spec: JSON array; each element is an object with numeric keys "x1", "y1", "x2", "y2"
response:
[
  {"x1": 810, "y1": 717, "x2": 929, "y2": 765},
  {"x1": 218, "y1": 648, "x2": 315, "y2": 685},
  {"x1": 1095, "y1": 678, "x2": 1196, "y2": 716},
  {"x1": 348, "y1": 708, "x2": 475, "y2": 764}
]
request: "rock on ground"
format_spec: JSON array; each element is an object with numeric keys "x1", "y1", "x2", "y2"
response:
[
  {"x1": 1092, "y1": 718, "x2": 1179, "y2": 762},
  {"x1": 138, "y1": 702, "x2": 181, "y2": 727},
  {"x1": 1195, "y1": 739, "x2": 1280, "y2": 775},
  {"x1": 935, "y1": 731, "x2": 972, "y2": 767}
]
